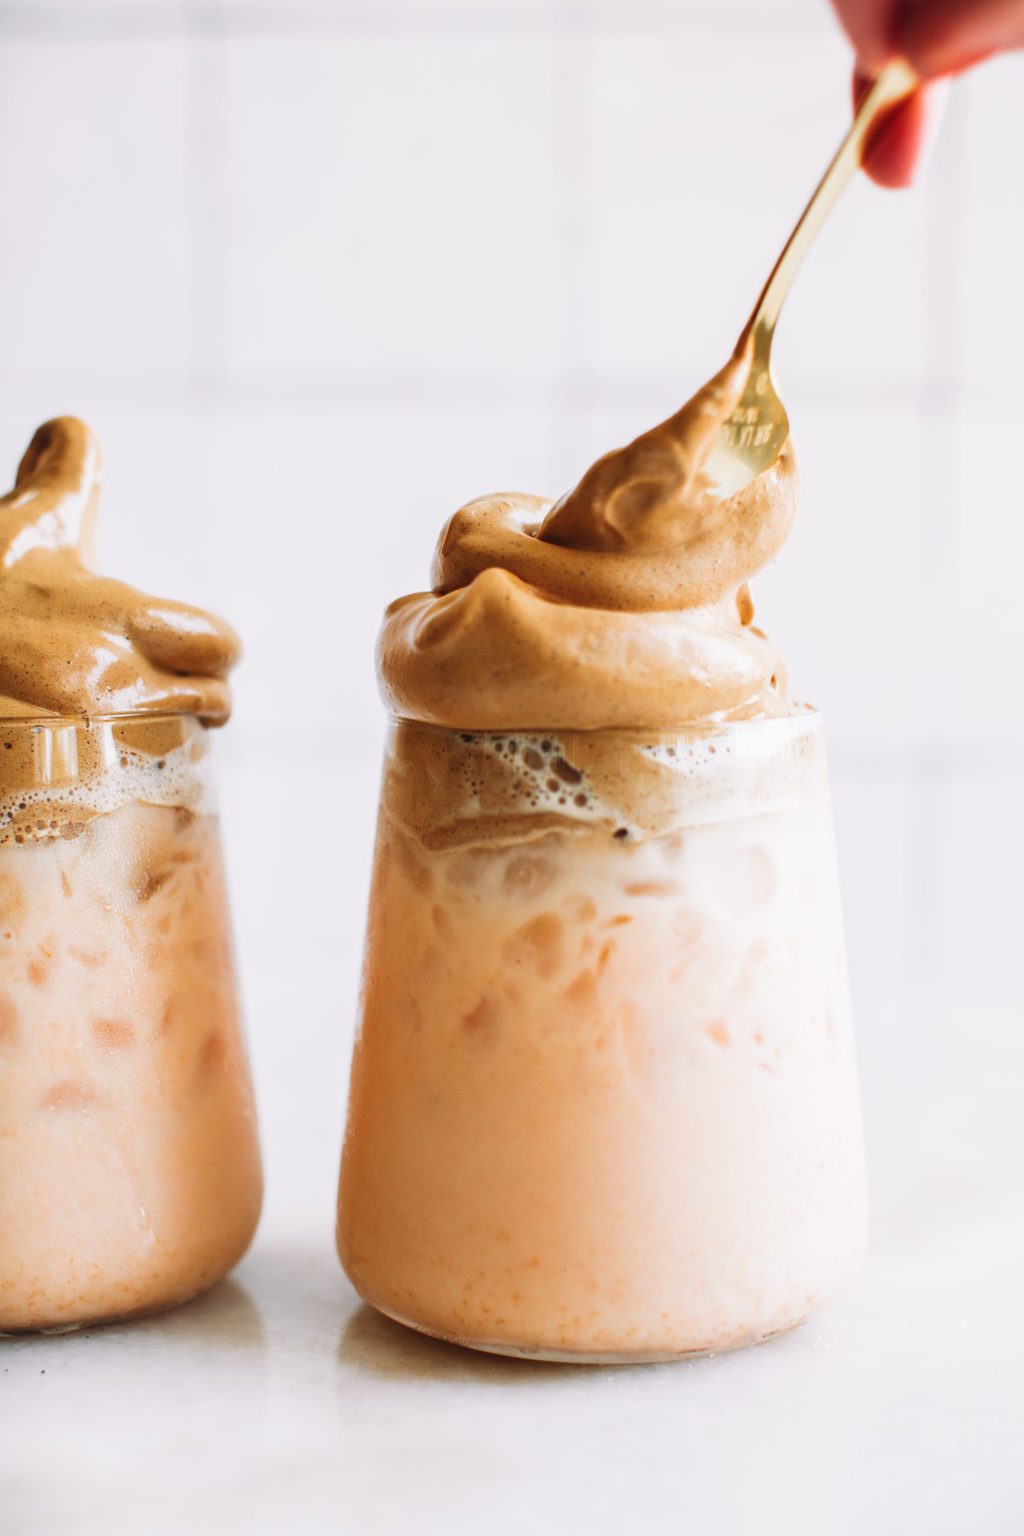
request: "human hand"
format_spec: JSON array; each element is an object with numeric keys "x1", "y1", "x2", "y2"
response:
[{"x1": 831, "y1": 0, "x2": 1024, "y2": 185}]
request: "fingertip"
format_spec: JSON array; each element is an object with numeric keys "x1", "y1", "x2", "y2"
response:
[
  {"x1": 862, "y1": 101, "x2": 920, "y2": 187},
  {"x1": 858, "y1": 79, "x2": 945, "y2": 188}
]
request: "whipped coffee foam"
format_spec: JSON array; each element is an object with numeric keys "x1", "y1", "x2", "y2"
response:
[
  {"x1": 0, "y1": 418, "x2": 238, "y2": 724},
  {"x1": 380, "y1": 347, "x2": 798, "y2": 732}
]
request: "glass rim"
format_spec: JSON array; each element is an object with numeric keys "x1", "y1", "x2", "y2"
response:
[
  {"x1": 0, "y1": 711, "x2": 208, "y2": 731},
  {"x1": 386, "y1": 705, "x2": 821, "y2": 740}
]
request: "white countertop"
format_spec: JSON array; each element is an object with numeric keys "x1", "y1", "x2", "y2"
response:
[{"x1": 3, "y1": 982, "x2": 1023, "y2": 1536}]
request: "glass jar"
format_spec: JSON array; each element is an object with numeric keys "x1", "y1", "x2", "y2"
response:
[
  {"x1": 337, "y1": 712, "x2": 868, "y2": 1363},
  {"x1": 0, "y1": 714, "x2": 262, "y2": 1333}
]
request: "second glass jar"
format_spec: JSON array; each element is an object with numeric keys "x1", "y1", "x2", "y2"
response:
[{"x1": 0, "y1": 713, "x2": 262, "y2": 1333}]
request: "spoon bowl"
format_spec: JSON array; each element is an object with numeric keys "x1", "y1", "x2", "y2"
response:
[{"x1": 705, "y1": 58, "x2": 918, "y2": 500}]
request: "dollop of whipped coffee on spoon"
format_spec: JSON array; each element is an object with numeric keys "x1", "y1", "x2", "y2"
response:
[
  {"x1": 380, "y1": 345, "x2": 797, "y2": 731},
  {"x1": 380, "y1": 63, "x2": 925, "y2": 735},
  {"x1": 0, "y1": 418, "x2": 239, "y2": 723}
]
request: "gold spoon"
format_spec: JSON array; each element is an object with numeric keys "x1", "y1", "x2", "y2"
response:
[{"x1": 705, "y1": 58, "x2": 919, "y2": 498}]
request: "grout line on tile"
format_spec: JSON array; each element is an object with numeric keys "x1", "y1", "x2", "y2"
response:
[
  {"x1": 0, "y1": 1, "x2": 837, "y2": 43},
  {"x1": 2, "y1": 367, "x2": 1011, "y2": 415},
  {"x1": 547, "y1": 3, "x2": 596, "y2": 484},
  {"x1": 184, "y1": 0, "x2": 228, "y2": 381},
  {"x1": 904, "y1": 85, "x2": 970, "y2": 981},
  {"x1": 0, "y1": 3, "x2": 187, "y2": 39}
]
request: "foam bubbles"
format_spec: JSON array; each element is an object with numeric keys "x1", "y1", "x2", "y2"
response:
[
  {"x1": 448, "y1": 715, "x2": 826, "y2": 842},
  {"x1": 0, "y1": 739, "x2": 211, "y2": 847}
]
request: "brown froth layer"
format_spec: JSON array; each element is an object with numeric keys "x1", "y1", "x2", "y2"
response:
[
  {"x1": 0, "y1": 715, "x2": 212, "y2": 847},
  {"x1": 0, "y1": 418, "x2": 238, "y2": 724},
  {"x1": 383, "y1": 716, "x2": 827, "y2": 852},
  {"x1": 379, "y1": 352, "x2": 797, "y2": 731}
]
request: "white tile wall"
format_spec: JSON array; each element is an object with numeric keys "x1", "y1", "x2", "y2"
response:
[
  {"x1": 960, "y1": 55, "x2": 1024, "y2": 399},
  {"x1": 571, "y1": 28, "x2": 938, "y2": 390},
  {"x1": 0, "y1": 34, "x2": 192, "y2": 374},
  {"x1": 0, "y1": 0, "x2": 1022, "y2": 1190},
  {"x1": 937, "y1": 776, "x2": 1024, "y2": 977},
  {"x1": 221, "y1": 35, "x2": 564, "y2": 377},
  {"x1": 946, "y1": 404, "x2": 1024, "y2": 743}
]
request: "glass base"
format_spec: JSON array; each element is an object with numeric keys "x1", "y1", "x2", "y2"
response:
[
  {"x1": 0, "y1": 1281, "x2": 211, "y2": 1338},
  {"x1": 367, "y1": 1297, "x2": 800, "y2": 1366}
]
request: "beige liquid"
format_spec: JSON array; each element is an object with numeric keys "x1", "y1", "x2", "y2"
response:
[
  {"x1": 0, "y1": 415, "x2": 253, "y2": 1332},
  {"x1": 0, "y1": 798, "x2": 261, "y2": 1333},
  {"x1": 342, "y1": 301, "x2": 866, "y2": 1359},
  {"x1": 338, "y1": 720, "x2": 867, "y2": 1361}
]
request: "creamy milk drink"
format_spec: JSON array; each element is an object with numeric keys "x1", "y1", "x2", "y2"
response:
[
  {"x1": 0, "y1": 419, "x2": 260, "y2": 1332},
  {"x1": 337, "y1": 355, "x2": 868, "y2": 1361}
]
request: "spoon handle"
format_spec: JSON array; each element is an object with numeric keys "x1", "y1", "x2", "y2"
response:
[{"x1": 741, "y1": 57, "x2": 918, "y2": 356}]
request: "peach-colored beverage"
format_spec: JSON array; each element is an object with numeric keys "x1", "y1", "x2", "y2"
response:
[
  {"x1": 337, "y1": 345, "x2": 868, "y2": 1361},
  {"x1": 0, "y1": 417, "x2": 260, "y2": 1332},
  {"x1": 0, "y1": 717, "x2": 261, "y2": 1332},
  {"x1": 339, "y1": 716, "x2": 866, "y2": 1362}
]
